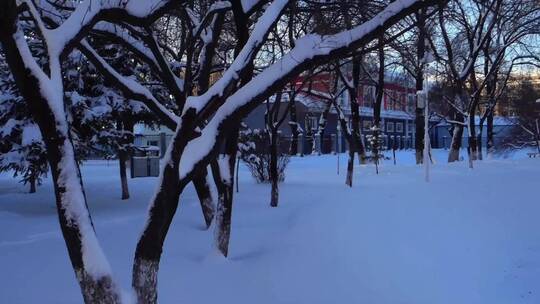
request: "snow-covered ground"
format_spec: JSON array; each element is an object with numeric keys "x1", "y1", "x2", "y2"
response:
[{"x1": 1, "y1": 149, "x2": 539, "y2": 304}]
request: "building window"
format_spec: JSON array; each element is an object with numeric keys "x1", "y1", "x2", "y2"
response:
[
  {"x1": 396, "y1": 122, "x2": 403, "y2": 133},
  {"x1": 363, "y1": 120, "x2": 372, "y2": 131},
  {"x1": 407, "y1": 122, "x2": 413, "y2": 133},
  {"x1": 147, "y1": 140, "x2": 159, "y2": 147},
  {"x1": 386, "y1": 122, "x2": 394, "y2": 132}
]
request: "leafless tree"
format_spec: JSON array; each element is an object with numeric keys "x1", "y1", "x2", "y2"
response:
[{"x1": 0, "y1": 0, "x2": 442, "y2": 302}]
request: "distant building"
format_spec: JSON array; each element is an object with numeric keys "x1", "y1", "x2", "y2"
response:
[
  {"x1": 133, "y1": 124, "x2": 173, "y2": 157},
  {"x1": 433, "y1": 116, "x2": 517, "y2": 149},
  {"x1": 244, "y1": 73, "x2": 436, "y2": 154},
  {"x1": 132, "y1": 73, "x2": 517, "y2": 157}
]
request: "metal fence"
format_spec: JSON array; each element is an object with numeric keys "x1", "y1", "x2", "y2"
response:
[{"x1": 276, "y1": 133, "x2": 416, "y2": 155}]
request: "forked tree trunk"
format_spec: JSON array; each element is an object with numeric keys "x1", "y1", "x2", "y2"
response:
[
  {"x1": 132, "y1": 110, "x2": 197, "y2": 303},
  {"x1": 0, "y1": 6, "x2": 121, "y2": 302},
  {"x1": 193, "y1": 172, "x2": 214, "y2": 228}
]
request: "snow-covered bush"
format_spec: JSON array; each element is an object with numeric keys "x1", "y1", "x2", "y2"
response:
[{"x1": 238, "y1": 126, "x2": 290, "y2": 183}]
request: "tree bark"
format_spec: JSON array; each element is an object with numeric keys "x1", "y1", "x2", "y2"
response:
[
  {"x1": 372, "y1": 35, "x2": 385, "y2": 173},
  {"x1": 210, "y1": 126, "x2": 239, "y2": 257},
  {"x1": 193, "y1": 171, "x2": 214, "y2": 229},
  {"x1": 132, "y1": 109, "x2": 197, "y2": 303},
  {"x1": 118, "y1": 119, "x2": 133, "y2": 200},
  {"x1": 118, "y1": 150, "x2": 129, "y2": 200},
  {"x1": 29, "y1": 174, "x2": 36, "y2": 193},
  {"x1": 467, "y1": 112, "x2": 478, "y2": 161},
  {"x1": 415, "y1": 9, "x2": 426, "y2": 164},
  {"x1": 350, "y1": 56, "x2": 367, "y2": 164},
  {"x1": 269, "y1": 128, "x2": 279, "y2": 207},
  {"x1": 448, "y1": 113, "x2": 464, "y2": 162},
  {"x1": 311, "y1": 96, "x2": 332, "y2": 155},
  {"x1": 117, "y1": 120, "x2": 130, "y2": 200},
  {"x1": 487, "y1": 111, "x2": 494, "y2": 156},
  {"x1": 346, "y1": 149, "x2": 354, "y2": 187},
  {"x1": 477, "y1": 123, "x2": 484, "y2": 160},
  {"x1": 289, "y1": 96, "x2": 300, "y2": 155},
  {"x1": 1, "y1": 4, "x2": 121, "y2": 302}
]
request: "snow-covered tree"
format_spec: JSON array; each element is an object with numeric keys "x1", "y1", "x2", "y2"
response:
[
  {"x1": 367, "y1": 125, "x2": 386, "y2": 174},
  {"x1": 0, "y1": 51, "x2": 48, "y2": 193},
  {"x1": 428, "y1": 0, "x2": 539, "y2": 163},
  {"x1": 0, "y1": 0, "x2": 442, "y2": 302}
]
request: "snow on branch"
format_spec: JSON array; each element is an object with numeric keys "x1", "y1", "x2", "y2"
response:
[
  {"x1": 184, "y1": 0, "x2": 289, "y2": 115},
  {"x1": 78, "y1": 40, "x2": 180, "y2": 128},
  {"x1": 46, "y1": 0, "x2": 180, "y2": 57},
  {"x1": 179, "y1": 0, "x2": 436, "y2": 179},
  {"x1": 241, "y1": 0, "x2": 267, "y2": 14}
]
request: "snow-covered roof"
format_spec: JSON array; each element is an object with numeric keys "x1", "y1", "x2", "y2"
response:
[
  {"x1": 295, "y1": 92, "x2": 417, "y2": 120},
  {"x1": 133, "y1": 124, "x2": 175, "y2": 135},
  {"x1": 358, "y1": 107, "x2": 414, "y2": 120}
]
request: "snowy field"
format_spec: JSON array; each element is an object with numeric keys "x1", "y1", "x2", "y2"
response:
[{"x1": 1, "y1": 149, "x2": 539, "y2": 304}]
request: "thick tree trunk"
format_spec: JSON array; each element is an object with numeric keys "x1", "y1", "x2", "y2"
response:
[
  {"x1": 1, "y1": 5, "x2": 121, "y2": 302},
  {"x1": 53, "y1": 141, "x2": 120, "y2": 304},
  {"x1": 211, "y1": 159, "x2": 235, "y2": 257},
  {"x1": 193, "y1": 172, "x2": 214, "y2": 228},
  {"x1": 132, "y1": 151, "x2": 184, "y2": 303},
  {"x1": 132, "y1": 110, "x2": 197, "y2": 303},
  {"x1": 211, "y1": 127, "x2": 239, "y2": 257},
  {"x1": 269, "y1": 129, "x2": 279, "y2": 207}
]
